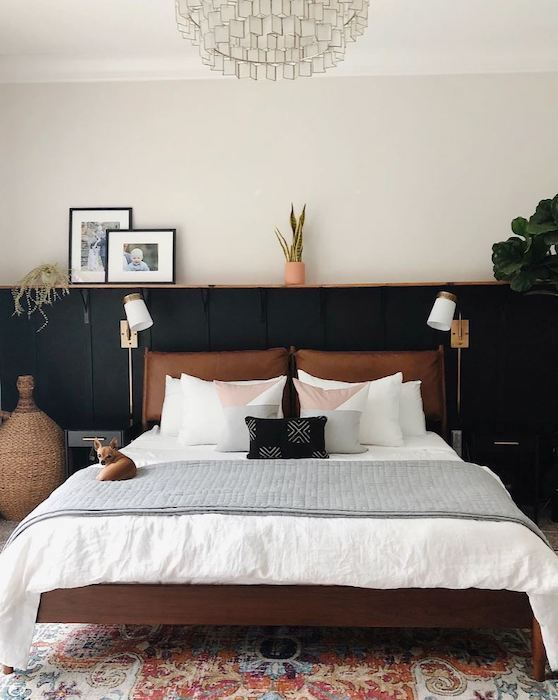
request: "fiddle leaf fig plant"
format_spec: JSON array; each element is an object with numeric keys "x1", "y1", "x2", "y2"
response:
[{"x1": 492, "y1": 194, "x2": 558, "y2": 292}]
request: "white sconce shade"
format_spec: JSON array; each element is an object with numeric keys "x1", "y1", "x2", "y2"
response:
[
  {"x1": 123, "y1": 293, "x2": 153, "y2": 333},
  {"x1": 427, "y1": 291, "x2": 457, "y2": 332}
]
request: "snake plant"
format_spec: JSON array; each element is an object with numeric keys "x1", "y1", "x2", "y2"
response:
[{"x1": 274, "y1": 204, "x2": 306, "y2": 262}]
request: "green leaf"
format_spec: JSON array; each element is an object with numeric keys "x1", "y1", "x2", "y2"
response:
[
  {"x1": 510, "y1": 268, "x2": 539, "y2": 293},
  {"x1": 293, "y1": 204, "x2": 306, "y2": 262},
  {"x1": 530, "y1": 198, "x2": 553, "y2": 225},
  {"x1": 274, "y1": 227, "x2": 290, "y2": 262},
  {"x1": 551, "y1": 194, "x2": 558, "y2": 225},
  {"x1": 298, "y1": 204, "x2": 306, "y2": 234},
  {"x1": 526, "y1": 233, "x2": 552, "y2": 262},
  {"x1": 511, "y1": 217, "x2": 529, "y2": 237},
  {"x1": 526, "y1": 220, "x2": 558, "y2": 236},
  {"x1": 290, "y1": 204, "x2": 297, "y2": 236},
  {"x1": 492, "y1": 238, "x2": 528, "y2": 279}
]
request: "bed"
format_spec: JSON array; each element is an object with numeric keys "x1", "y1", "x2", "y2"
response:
[{"x1": 1, "y1": 347, "x2": 557, "y2": 681}]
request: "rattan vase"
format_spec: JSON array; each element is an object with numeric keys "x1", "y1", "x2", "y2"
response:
[{"x1": 0, "y1": 376, "x2": 64, "y2": 521}]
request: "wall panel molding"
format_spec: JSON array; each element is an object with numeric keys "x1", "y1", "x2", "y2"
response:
[{"x1": 0, "y1": 284, "x2": 556, "y2": 433}]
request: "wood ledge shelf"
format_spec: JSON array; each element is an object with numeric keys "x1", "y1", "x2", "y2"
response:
[{"x1": 0, "y1": 281, "x2": 508, "y2": 290}]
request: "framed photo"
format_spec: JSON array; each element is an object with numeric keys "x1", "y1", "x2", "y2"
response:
[
  {"x1": 69, "y1": 207, "x2": 133, "y2": 284},
  {"x1": 106, "y1": 229, "x2": 176, "y2": 284}
]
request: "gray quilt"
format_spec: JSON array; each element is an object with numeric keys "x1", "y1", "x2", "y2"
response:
[{"x1": 6, "y1": 460, "x2": 547, "y2": 546}]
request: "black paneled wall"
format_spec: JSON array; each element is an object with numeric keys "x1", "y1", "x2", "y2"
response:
[{"x1": 0, "y1": 285, "x2": 557, "y2": 433}]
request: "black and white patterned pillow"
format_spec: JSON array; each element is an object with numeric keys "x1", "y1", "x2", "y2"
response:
[{"x1": 245, "y1": 416, "x2": 329, "y2": 460}]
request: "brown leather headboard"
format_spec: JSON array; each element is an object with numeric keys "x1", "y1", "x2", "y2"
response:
[
  {"x1": 294, "y1": 346, "x2": 447, "y2": 436},
  {"x1": 142, "y1": 347, "x2": 290, "y2": 427}
]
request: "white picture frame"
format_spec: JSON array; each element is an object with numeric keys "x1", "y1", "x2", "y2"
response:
[{"x1": 106, "y1": 229, "x2": 176, "y2": 284}]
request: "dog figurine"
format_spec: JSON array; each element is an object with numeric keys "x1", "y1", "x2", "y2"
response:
[{"x1": 93, "y1": 437, "x2": 137, "y2": 481}]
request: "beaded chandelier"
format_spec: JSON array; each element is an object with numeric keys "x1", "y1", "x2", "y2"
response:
[{"x1": 175, "y1": 0, "x2": 369, "y2": 79}]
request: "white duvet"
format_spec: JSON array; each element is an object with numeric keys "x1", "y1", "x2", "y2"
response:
[{"x1": 1, "y1": 429, "x2": 558, "y2": 671}]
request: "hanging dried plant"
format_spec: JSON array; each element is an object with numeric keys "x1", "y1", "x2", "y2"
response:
[
  {"x1": 274, "y1": 203, "x2": 306, "y2": 262},
  {"x1": 12, "y1": 264, "x2": 70, "y2": 332}
]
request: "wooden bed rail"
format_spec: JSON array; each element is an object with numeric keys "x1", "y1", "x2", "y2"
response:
[
  {"x1": 1, "y1": 585, "x2": 547, "y2": 681},
  {"x1": 532, "y1": 618, "x2": 547, "y2": 682},
  {"x1": 35, "y1": 585, "x2": 531, "y2": 627}
]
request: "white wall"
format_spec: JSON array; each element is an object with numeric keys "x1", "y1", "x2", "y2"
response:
[{"x1": 1, "y1": 73, "x2": 558, "y2": 285}]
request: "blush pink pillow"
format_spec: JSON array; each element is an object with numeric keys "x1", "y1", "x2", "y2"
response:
[
  {"x1": 293, "y1": 378, "x2": 369, "y2": 454},
  {"x1": 214, "y1": 377, "x2": 287, "y2": 452}
]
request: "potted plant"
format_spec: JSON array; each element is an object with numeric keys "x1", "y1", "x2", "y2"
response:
[
  {"x1": 274, "y1": 204, "x2": 307, "y2": 286},
  {"x1": 492, "y1": 194, "x2": 558, "y2": 292},
  {"x1": 12, "y1": 263, "x2": 70, "y2": 331}
]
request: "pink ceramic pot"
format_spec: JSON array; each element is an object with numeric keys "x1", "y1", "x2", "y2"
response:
[{"x1": 284, "y1": 262, "x2": 306, "y2": 286}]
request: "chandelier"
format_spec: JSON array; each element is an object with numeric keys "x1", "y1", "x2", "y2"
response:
[{"x1": 175, "y1": 0, "x2": 369, "y2": 80}]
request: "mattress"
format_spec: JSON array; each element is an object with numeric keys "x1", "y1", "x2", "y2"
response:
[
  {"x1": 122, "y1": 427, "x2": 462, "y2": 466},
  {"x1": 1, "y1": 430, "x2": 558, "y2": 672}
]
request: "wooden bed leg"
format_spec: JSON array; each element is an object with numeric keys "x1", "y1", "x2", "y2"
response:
[
  {"x1": 532, "y1": 618, "x2": 547, "y2": 682},
  {"x1": 2, "y1": 665, "x2": 13, "y2": 675}
]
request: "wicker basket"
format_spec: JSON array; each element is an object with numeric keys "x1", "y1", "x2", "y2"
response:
[{"x1": 0, "y1": 376, "x2": 65, "y2": 520}]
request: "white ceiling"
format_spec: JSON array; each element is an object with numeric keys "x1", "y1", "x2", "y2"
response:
[{"x1": 1, "y1": 0, "x2": 558, "y2": 82}]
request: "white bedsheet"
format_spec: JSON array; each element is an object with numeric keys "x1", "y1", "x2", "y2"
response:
[
  {"x1": 122, "y1": 427, "x2": 462, "y2": 465},
  {"x1": 1, "y1": 430, "x2": 558, "y2": 671}
]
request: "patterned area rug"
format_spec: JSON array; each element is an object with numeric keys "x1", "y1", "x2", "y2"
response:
[
  {"x1": 543, "y1": 519, "x2": 558, "y2": 553},
  {"x1": 1, "y1": 624, "x2": 557, "y2": 700},
  {"x1": 0, "y1": 520, "x2": 16, "y2": 549}
]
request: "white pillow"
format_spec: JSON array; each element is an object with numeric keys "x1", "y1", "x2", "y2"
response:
[
  {"x1": 179, "y1": 373, "x2": 286, "y2": 445},
  {"x1": 296, "y1": 370, "x2": 404, "y2": 447},
  {"x1": 399, "y1": 380, "x2": 427, "y2": 437},
  {"x1": 160, "y1": 375, "x2": 182, "y2": 436}
]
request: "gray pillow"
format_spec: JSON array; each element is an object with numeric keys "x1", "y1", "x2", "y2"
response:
[{"x1": 301, "y1": 409, "x2": 367, "y2": 454}]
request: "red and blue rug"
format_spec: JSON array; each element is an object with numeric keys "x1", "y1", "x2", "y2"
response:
[{"x1": 1, "y1": 624, "x2": 556, "y2": 699}]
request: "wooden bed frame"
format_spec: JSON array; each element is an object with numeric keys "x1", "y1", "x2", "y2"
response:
[
  {"x1": 2, "y1": 347, "x2": 549, "y2": 680},
  {"x1": 3, "y1": 586, "x2": 547, "y2": 680}
]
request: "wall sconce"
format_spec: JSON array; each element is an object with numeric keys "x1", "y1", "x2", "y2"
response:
[
  {"x1": 121, "y1": 293, "x2": 153, "y2": 422},
  {"x1": 427, "y1": 291, "x2": 469, "y2": 415}
]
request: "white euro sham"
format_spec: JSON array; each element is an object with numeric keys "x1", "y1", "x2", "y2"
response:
[
  {"x1": 399, "y1": 380, "x2": 427, "y2": 437},
  {"x1": 159, "y1": 375, "x2": 182, "y2": 436}
]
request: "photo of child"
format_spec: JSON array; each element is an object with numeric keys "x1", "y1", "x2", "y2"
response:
[
  {"x1": 106, "y1": 228, "x2": 174, "y2": 283},
  {"x1": 122, "y1": 243, "x2": 159, "y2": 272}
]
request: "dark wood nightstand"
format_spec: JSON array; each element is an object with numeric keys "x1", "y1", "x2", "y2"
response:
[
  {"x1": 64, "y1": 427, "x2": 134, "y2": 479},
  {"x1": 466, "y1": 431, "x2": 540, "y2": 523}
]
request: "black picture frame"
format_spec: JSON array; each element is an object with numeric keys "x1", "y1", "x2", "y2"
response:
[
  {"x1": 69, "y1": 207, "x2": 133, "y2": 284},
  {"x1": 105, "y1": 229, "x2": 176, "y2": 284}
]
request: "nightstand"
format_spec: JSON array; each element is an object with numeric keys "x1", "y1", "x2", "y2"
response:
[
  {"x1": 467, "y1": 431, "x2": 540, "y2": 523},
  {"x1": 64, "y1": 427, "x2": 134, "y2": 479}
]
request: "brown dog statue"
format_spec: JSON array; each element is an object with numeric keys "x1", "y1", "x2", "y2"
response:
[{"x1": 93, "y1": 437, "x2": 137, "y2": 481}]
